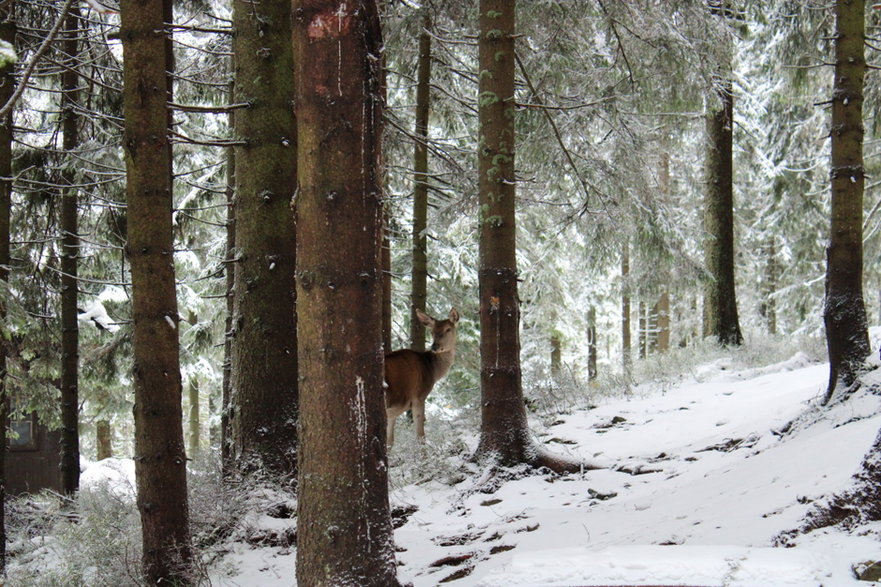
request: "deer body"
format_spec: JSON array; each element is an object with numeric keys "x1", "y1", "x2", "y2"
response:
[{"x1": 384, "y1": 308, "x2": 459, "y2": 446}]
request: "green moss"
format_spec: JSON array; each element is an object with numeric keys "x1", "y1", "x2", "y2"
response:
[{"x1": 479, "y1": 91, "x2": 500, "y2": 107}]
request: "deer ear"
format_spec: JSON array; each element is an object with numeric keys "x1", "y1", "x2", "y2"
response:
[
  {"x1": 415, "y1": 309, "x2": 434, "y2": 327},
  {"x1": 449, "y1": 307, "x2": 460, "y2": 323}
]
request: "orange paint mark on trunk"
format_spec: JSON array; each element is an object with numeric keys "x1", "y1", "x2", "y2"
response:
[{"x1": 307, "y1": 2, "x2": 353, "y2": 40}]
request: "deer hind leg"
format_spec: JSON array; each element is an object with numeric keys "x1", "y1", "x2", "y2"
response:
[
  {"x1": 412, "y1": 398, "x2": 426, "y2": 441},
  {"x1": 386, "y1": 405, "x2": 405, "y2": 447}
]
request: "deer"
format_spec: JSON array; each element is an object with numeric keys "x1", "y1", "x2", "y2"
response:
[{"x1": 384, "y1": 307, "x2": 459, "y2": 446}]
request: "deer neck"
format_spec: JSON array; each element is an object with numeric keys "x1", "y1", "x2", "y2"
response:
[{"x1": 430, "y1": 348, "x2": 455, "y2": 383}]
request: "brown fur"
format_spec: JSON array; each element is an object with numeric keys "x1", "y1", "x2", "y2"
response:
[{"x1": 384, "y1": 308, "x2": 459, "y2": 445}]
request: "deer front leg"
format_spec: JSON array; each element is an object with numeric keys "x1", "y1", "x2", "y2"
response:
[{"x1": 412, "y1": 399, "x2": 426, "y2": 441}]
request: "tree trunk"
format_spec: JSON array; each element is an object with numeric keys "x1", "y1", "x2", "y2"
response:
[
  {"x1": 654, "y1": 289, "x2": 670, "y2": 353},
  {"x1": 96, "y1": 420, "x2": 112, "y2": 460},
  {"x1": 823, "y1": 0, "x2": 870, "y2": 401},
  {"x1": 550, "y1": 334, "x2": 562, "y2": 379},
  {"x1": 587, "y1": 305, "x2": 597, "y2": 381},
  {"x1": 221, "y1": 94, "x2": 235, "y2": 476},
  {"x1": 638, "y1": 300, "x2": 647, "y2": 359},
  {"x1": 474, "y1": 0, "x2": 579, "y2": 474},
  {"x1": 703, "y1": 77, "x2": 743, "y2": 347},
  {"x1": 382, "y1": 219, "x2": 393, "y2": 352},
  {"x1": 119, "y1": 0, "x2": 193, "y2": 581},
  {"x1": 621, "y1": 241, "x2": 631, "y2": 376},
  {"x1": 293, "y1": 2, "x2": 399, "y2": 585},
  {"x1": 229, "y1": 0, "x2": 298, "y2": 481},
  {"x1": 59, "y1": 3, "x2": 81, "y2": 497},
  {"x1": 761, "y1": 238, "x2": 779, "y2": 335},
  {"x1": 0, "y1": 2, "x2": 13, "y2": 572},
  {"x1": 188, "y1": 378, "x2": 200, "y2": 457},
  {"x1": 410, "y1": 6, "x2": 431, "y2": 352}
]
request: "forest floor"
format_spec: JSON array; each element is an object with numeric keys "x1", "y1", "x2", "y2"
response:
[
  {"x1": 9, "y1": 342, "x2": 881, "y2": 586},
  {"x1": 211, "y1": 349, "x2": 881, "y2": 586}
]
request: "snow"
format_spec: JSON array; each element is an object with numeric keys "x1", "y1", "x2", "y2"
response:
[
  {"x1": 25, "y1": 353, "x2": 881, "y2": 586},
  {"x1": 196, "y1": 353, "x2": 880, "y2": 586},
  {"x1": 77, "y1": 300, "x2": 120, "y2": 333}
]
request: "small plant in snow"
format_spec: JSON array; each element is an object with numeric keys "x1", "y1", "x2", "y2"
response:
[{"x1": 6, "y1": 484, "x2": 141, "y2": 587}]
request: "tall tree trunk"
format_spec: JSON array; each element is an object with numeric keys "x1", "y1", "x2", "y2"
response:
[
  {"x1": 474, "y1": 0, "x2": 579, "y2": 474},
  {"x1": 59, "y1": 3, "x2": 81, "y2": 497},
  {"x1": 119, "y1": 0, "x2": 193, "y2": 582},
  {"x1": 638, "y1": 300, "x2": 647, "y2": 359},
  {"x1": 294, "y1": 2, "x2": 399, "y2": 585},
  {"x1": 587, "y1": 305, "x2": 597, "y2": 381},
  {"x1": 0, "y1": 2, "x2": 13, "y2": 573},
  {"x1": 188, "y1": 378, "x2": 199, "y2": 457},
  {"x1": 761, "y1": 238, "x2": 779, "y2": 335},
  {"x1": 824, "y1": 0, "x2": 870, "y2": 401},
  {"x1": 410, "y1": 6, "x2": 431, "y2": 352},
  {"x1": 221, "y1": 91, "x2": 235, "y2": 476},
  {"x1": 654, "y1": 289, "x2": 671, "y2": 353},
  {"x1": 703, "y1": 76, "x2": 743, "y2": 347},
  {"x1": 550, "y1": 334, "x2": 562, "y2": 379},
  {"x1": 229, "y1": 0, "x2": 298, "y2": 481},
  {"x1": 621, "y1": 241, "x2": 631, "y2": 376},
  {"x1": 379, "y1": 1, "x2": 392, "y2": 354},
  {"x1": 382, "y1": 218, "x2": 393, "y2": 352},
  {"x1": 96, "y1": 420, "x2": 112, "y2": 460}
]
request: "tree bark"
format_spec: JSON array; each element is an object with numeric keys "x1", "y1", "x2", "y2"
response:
[
  {"x1": 96, "y1": 420, "x2": 112, "y2": 460},
  {"x1": 188, "y1": 378, "x2": 200, "y2": 457},
  {"x1": 587, "y1": 305, "x2": 597, "y2": 381},
  {"x1": 703, "y1": 77, "x2": 743, "y2": 347},
  {"x1": 654, "y1": 289, "x2": 671, "y2": 353},
  {"x1": 59, "y1": 3, "x2": 81, "y2": 497},
  {"x1": 221, "y1": 88, "x2": 235, "y2": 477},
  {"x1": 229, "y1": 0, "x2": 298, "y2": 481},
  {"x1": 550, "y1": 334, "x2": 562, "y2": 379},
  {"x1": 293, "y1": 2, "x2": 399, "y2": 585},
  {"x1": 119, "y1": 0, "x2": 193, "y2": 581},
  {"x1": 761, "y1": 238, "x2": 779, "y2": 335},
  {"x1": 474, "y1": 0, "x2": 580, "y2": 474},
  {"x1": 638, "y1": 300, "x2": 647, "y2": 359},
  {"x1": 0, "y1": 1, "x2": 13, "y2": 573},
  {"x1": 823, "y1": 0, "x2": 870, "y2": 401},
  {"x1": 410, "y1": 6, "x2": 431, "y2": 352},
  {"x1": 621, "y1": 241, "x2": 632, "y2": 376}
]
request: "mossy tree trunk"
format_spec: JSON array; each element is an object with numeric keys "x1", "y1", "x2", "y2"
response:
[
  {"x1": 703, "y1": 76, "x2": 743, "y2": 347},
  {"x1": 0, "y1": 1, "x2": 13, "y2": 573},
  {"x1": 119, "y1": 0, "x2": 193, "y2": 581},
  {"x1": 229, "y1": 0, "x2": 298, "y2": 481},
  {"x1": 294, "y1": 2, "x2": 399, "y2": 584},
  {"x1": 59, "y1": 3, "x2": 81, "y2": 497},
  {"x1": 410, "y1": 6, "x2": 431, "y2": 352},
  {"x1": 474, "y1": 0, "x2": 580, "y2": 474},
  {"x1": 823, "y1": 0, "x2": 870, "y2": 401}
]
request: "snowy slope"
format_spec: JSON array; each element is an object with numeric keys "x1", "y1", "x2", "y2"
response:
[
  {"x1": 384, "y1": 356, "x2": 881, "y2": 586},
  {"x1": 70, "y1": 354, "x2": 881, "y2": 586}
]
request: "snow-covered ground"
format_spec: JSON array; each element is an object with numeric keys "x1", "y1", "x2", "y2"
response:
[
  {"x1": 387, "y1": 354, "x2": 881, "y2": 586},
  {"x1": 25, "y1": 351, "x2": 881, "y2": 586}
]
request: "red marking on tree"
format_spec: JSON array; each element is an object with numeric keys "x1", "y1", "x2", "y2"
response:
[{"x1": 307, "y1": 3, "x2": 353, "y2": 40}]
